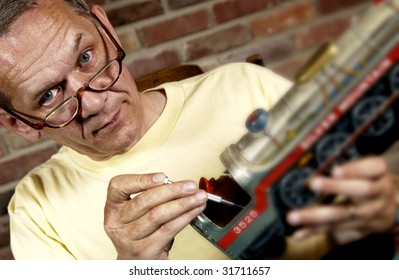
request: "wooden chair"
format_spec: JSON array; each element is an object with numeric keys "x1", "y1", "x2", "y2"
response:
[
  {"x1": 135, "y1": 54, "x2": 264, "y2": 92},
  {"x1": 135, "y1": 65, "x2": 204, "y2": 92}
]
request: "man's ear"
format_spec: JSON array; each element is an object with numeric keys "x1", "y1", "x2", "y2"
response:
[
  {"x1": 90, "y1": 5, "x2": 120, "y2": 42},
  {"x1": 0, "y1": 109, "x2": 41, "y2": 142}
]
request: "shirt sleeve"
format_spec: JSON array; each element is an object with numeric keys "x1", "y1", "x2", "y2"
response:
[{"x1": 8, "y1": 180, "x2": 75, "y2": 260}]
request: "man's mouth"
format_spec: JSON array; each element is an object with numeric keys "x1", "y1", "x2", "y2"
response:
[{"x1": 93, "y1": 109, "x2": 121, "y2": 135}]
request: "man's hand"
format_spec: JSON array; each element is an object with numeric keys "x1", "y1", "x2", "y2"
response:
[
  {"x1": 104, "y1": 173, "x2": 207, "y2": 259},
  {"x1": 286, "y1": 156, "x2": 398, "y2": 246}
]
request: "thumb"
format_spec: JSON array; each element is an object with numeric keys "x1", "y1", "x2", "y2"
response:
[{"x1": 107, "y1": 173, "x2": 167, "y2": 203}]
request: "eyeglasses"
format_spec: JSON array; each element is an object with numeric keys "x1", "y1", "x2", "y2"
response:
[{"x1": 4, "y1": 13, "x2": 126, "y2": 130}]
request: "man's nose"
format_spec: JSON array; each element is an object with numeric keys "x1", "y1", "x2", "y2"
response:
[
  {"x1": 69, "y1": 73, "x2": 108, "y2": 119},
  {"x1": 79, "y1": 88, "x2": 108, "y2": 119}
]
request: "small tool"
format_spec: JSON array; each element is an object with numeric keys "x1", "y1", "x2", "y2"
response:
[
  {"x1": 206, "y1": 193, "x2": 244, "y2": 208},
  {"x1": 163, "y1": 177, "x2": 244, "y2": 209}
]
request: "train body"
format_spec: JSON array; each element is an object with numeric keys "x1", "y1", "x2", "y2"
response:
[{"x1": 191, "y1": 0, "x2": 399, "y2": 259}]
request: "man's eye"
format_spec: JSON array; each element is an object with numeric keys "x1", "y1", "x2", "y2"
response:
[
  {"x1": 79, "y1": 51, "x2": 92, "y2": 65},
  {"x1": 39, "y1": 87, "x2": 61, "y2": 105}
]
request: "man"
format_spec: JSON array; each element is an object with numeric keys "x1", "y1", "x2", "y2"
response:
[{"x1": 0, "y1": 0, "x2": 397, "y2": 259}]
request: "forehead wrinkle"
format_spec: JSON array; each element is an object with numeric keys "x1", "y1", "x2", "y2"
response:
[
  {"x1": 0, "y1": 5, "x2": 95, "y2": 105},
  {"x1": 15, "y1": 25, "x2": 84, "y2": 96}
]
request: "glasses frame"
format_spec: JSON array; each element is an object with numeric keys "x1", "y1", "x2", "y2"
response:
[{"x1": 4, "y1": 13, "x2": 126, "y2": 130}]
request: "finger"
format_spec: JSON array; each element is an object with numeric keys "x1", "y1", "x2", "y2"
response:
[
  {"x1": 104, "y1": 173, "x2": 169, "y2": 232},
  {"x1": 289, "y1": 214, "x2": 365, "y2": 241},
  {"x1": 310, "y1": 167, "x2": 396, "y2": 201},
  {"x1": 287, "y1": 202, "x2": 386, "y2": 229},
  {"x1": 330, "y1": 229, "x2": 365, "y2": 245},
  {"x1": 145, "y1": 204, "x2": 207, "y2": 257},
  {"x1": 309, "y1": 176, "x2": 380, "y2": 200},
  {"x1": 288, "y1": 198, "x2": 392, "y2": 232},
  {"x1": 125, "y1": 190, "x2": 208, "y2": 239},
  {"x1": 334, "y1": 196, "x2": 396, "y2": 232},
  {"x1": 121, "y1": 180, "x2": 203, "y2": 222},
  {"x1": 287, "y1": 204, "x2": 352, "y2": 226},
  {"x1": 107, "y1": 173, "x2": 167, "y2": 203},
  {"x1": 291, "y1": 226, "x2": 367, "y2": 248},
  {"x1": 291, "y1": 226, "x2": 328, "y2": 240},
  {"x1": 352, "y1": 178, "x2": 397, "y2": 224},
  {"x1": 332, "y1": 156, "x2": 388, "y2": 179}
]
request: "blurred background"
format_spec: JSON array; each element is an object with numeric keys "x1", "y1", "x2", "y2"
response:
[{"x1": 0, "y1": 0, "x2": 374, "y2": 259}]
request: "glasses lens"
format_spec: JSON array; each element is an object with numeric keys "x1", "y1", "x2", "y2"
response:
[
  {"x1": 45, "y1": 97, "x2": 79, "y2": 127},
  {"x1": 89, "y1": 59, "x2": 120, "y2": 90}
]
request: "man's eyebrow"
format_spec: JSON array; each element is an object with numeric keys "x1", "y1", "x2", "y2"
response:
[
  {"x1": 73, "y1": 33, "x2": 83, "y2": 53},
  {"x1": 29, "y1": 33, "x2": 84, "y2": 102}
]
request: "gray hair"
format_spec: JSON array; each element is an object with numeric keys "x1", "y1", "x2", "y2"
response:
[
  {"x1": 0, "y1": 0, "x2": 91, "y2": 110},
  {"x1": 0, "y1": 0, "x2": 91, "y2": 36}
]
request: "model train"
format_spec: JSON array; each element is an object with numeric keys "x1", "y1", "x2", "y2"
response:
[{"x1": 191, "y1": 0, "x2": 399, "y2": 259}]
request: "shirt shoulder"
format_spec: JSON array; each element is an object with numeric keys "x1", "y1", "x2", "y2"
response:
[
  {"x1": 8, "y1": 145, "x2": 79, "y2": 211},
  {"x1": 176, "y1": 63, "x2": 293, "y2": 110}
]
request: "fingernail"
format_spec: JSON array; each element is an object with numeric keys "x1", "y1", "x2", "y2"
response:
[
  {"x1": 287, "y1": 212, "x2": 301, "y2": 226},
  {"x1": 309, "y1": 177, "x2": 323, "y2": 191},
  {"x1": 332, "y1": 167, "x2": 344, "y2": 178},
  {"x1": 195, "y1": 191, "x2": 208, "y2": 202},
  {"x1": 293, "y1": 230, "x2": 307, "y2": 240},
  {"x1": 183, "y1": 181, "x2": 197, "y2": 192},
  {"x1": 152, "y1": 173, "x2": 166, "y2": 183}
]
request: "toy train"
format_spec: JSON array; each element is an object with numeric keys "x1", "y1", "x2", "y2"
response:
[{"x1": 191, "y1": 0, "x2": 399, "y2": 259}]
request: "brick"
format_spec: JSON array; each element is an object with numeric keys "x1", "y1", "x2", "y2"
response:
[
  {"x1": 295, "y1": 16, "x2": 351, "y2": 49},
  {"x1": 0, "y1": 215, "x2": 10, "y2": 247},
  {"x1": 127, "y1": 50, "x2": 181, "y2": 79},
  {"x1": 270, "y1": 55, "x2": 311, "y2": 81},
  {"x1": 116, "y1": 30, "x2": 140, "y2": 53},
  {"x1": 251, "y1": 1, "x2": 316, "y2": 38},
  {"x1": 396, "y1": 232, "x2": 399, "y2": 252},
  {"x1": 220, "y1": 35, "x2": 296, "y2": 65},
  {"x1": 219, "y1": 47, "x2": 261, "y2": 65},
  {"x1": 139, "y1": 10, "x2": 210, "y2": 47},
  {"x1": 0, "y1": 146, "x2": 59, "y2": 185},
  {"x1": 2, "y1": 130, "x2": 39, "y2": 151},
  {"x1": 186, "y1": 25, "x2": 252, "y2": 60},
  {"x1": 318, "y1": 0, "x2": 370, "y2": 15},
  {"x1": 0, "y1": 141, "x2": 5, "y2": 157},
  {"x1": 168, "y1": 0, "x2": 208, "y2": 10},
  {"x1": 0, "y1": 188, "x2": 14, "y2": 216},
  {"x1": 106, "y1": 0, "x2": 164, "y2": 27},
  {"x1": 197, "y1": 59, "x2": 221, "y2": 73},
  {"x1": 0, "y1": 246, "x2": 13, "y2": 260},
  {"x1": 86, "y1": 0, "x2": 105, "y2": 5},
  {"x1": 213, "y1": 0, "x2": 278, "y2": 24}
]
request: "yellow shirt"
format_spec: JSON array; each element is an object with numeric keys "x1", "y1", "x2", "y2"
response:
[{"x1": 9, "y1": 63, "x2": 297, "y2": 259}]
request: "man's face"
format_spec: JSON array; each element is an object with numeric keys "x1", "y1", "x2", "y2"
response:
[{"x1": 0, "y1": 1, "x2": 153, "y2": 160}]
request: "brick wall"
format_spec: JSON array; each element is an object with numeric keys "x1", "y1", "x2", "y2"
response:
[{"x1": 0, "y1": 0, "x2": 373, "y2": 259}]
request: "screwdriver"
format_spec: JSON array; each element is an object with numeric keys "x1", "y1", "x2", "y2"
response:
[{"x1": 163, "y1": 177, "x2": 244, "y2": 209}]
